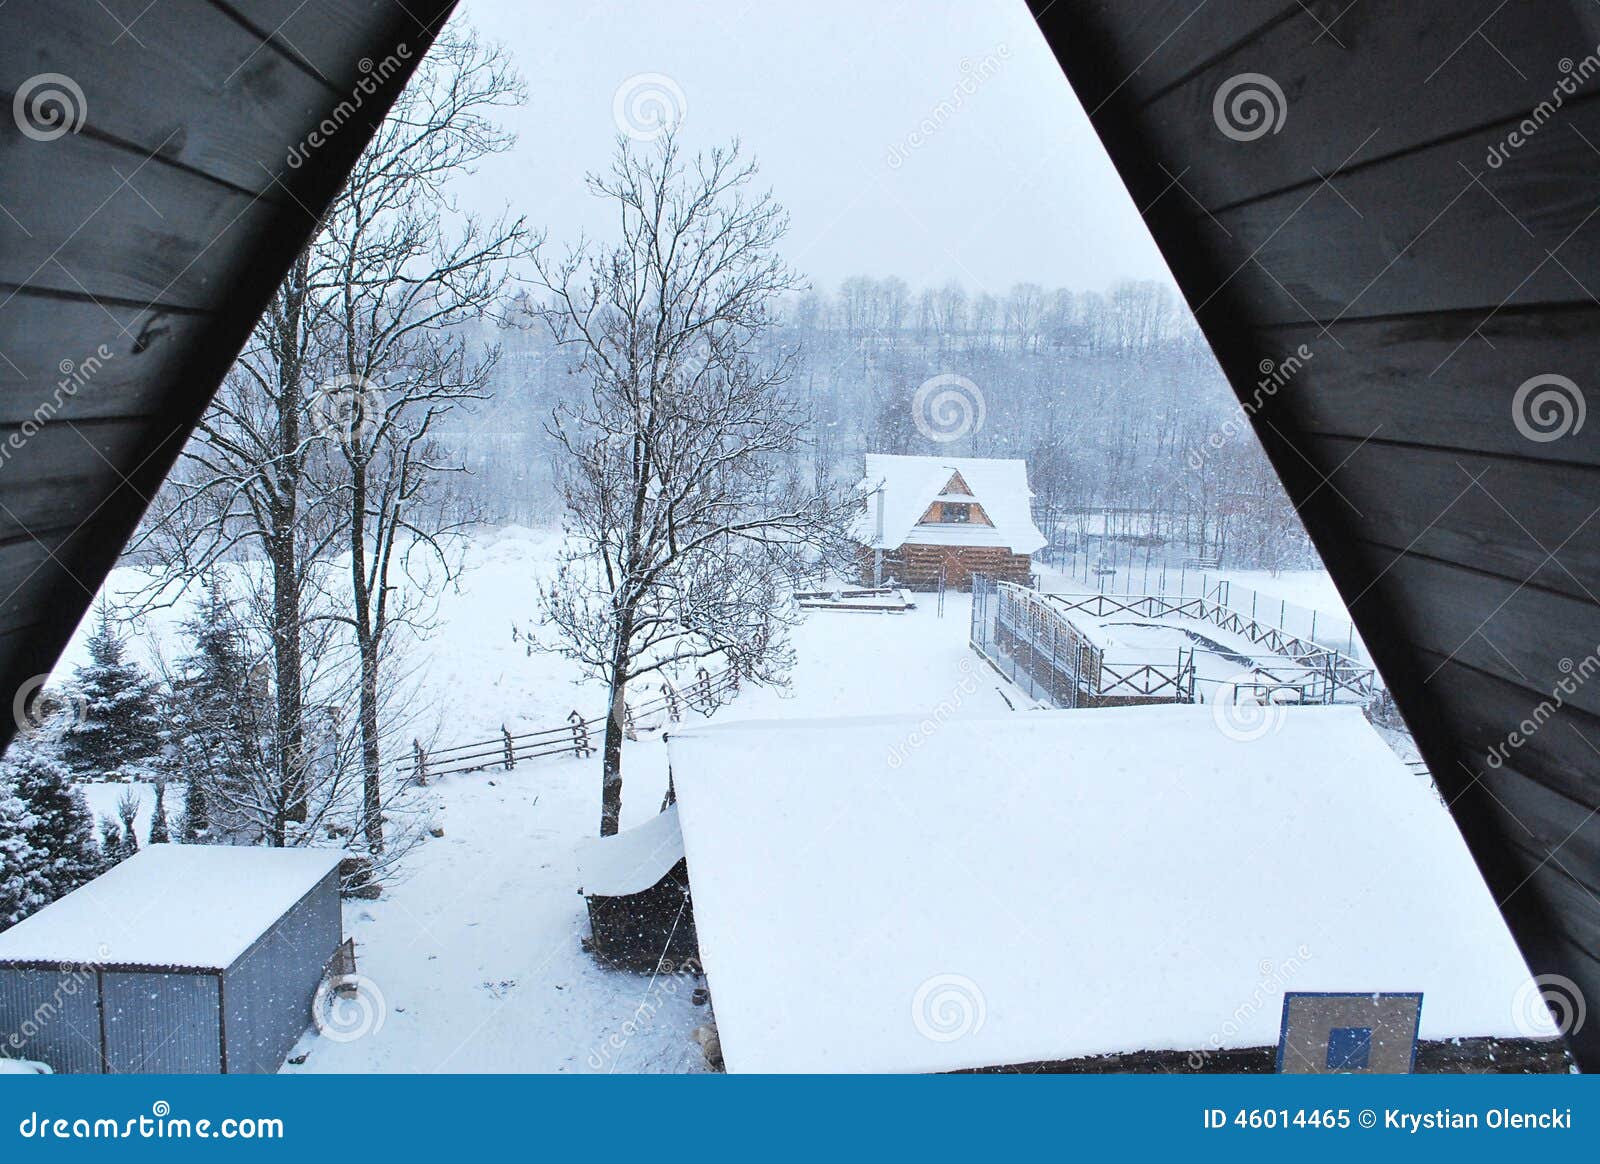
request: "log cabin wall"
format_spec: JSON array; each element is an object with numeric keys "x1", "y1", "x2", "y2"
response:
[{"x1": 879, "y1": 544, "x2": 1034, "y2": 591}]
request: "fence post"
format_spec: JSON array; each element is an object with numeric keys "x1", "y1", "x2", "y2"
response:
[
  {"x1": 568, "y1": 710, "x2": 592, "y2": 757},
  {"x1": 502, "y1": 725, "x2": 514, "y2": 770},
  {"x1": 412, "y1": 739, "x2": 428, "y2": 786}
]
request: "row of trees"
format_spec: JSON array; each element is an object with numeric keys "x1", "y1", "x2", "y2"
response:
[
  {"x1": 457, "y1": 277, "x2": 1314, "y2": 572},
  {"x1": 123, "y1": 29, "x2": 526, "y2": 864}
]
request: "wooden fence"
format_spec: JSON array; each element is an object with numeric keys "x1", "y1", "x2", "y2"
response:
[{"x1": 396, "y1": 664, "x2": 741, "y2": 783}]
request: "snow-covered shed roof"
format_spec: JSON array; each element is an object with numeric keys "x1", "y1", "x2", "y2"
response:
[
  {"x1": 0, "y1": 844, "x2": 342, "y2": 972},
  {"x1": 668, "y1": 706, "x2": 1539, "y2": 1073},
  {"x1": 574, "y1": 804, "x2": 685, "y2": 897},
  {"x1": 856, "y1": 454, "x2": 1046, "y2": 554}
]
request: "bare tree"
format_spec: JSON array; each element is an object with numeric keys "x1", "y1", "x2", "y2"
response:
[
  {"x1": 317, "y1": 28, "x2": 527, "y2": 854},
  {"x1": 133, "y1": 248, "x2": 341, "y2": 845},
  {"x1": 530, "y1": 130, "x2": 848, "y2": 835}
]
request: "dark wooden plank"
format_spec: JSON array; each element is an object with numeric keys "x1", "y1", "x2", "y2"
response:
[
  {"x1": 1159, "y1": 102, "x2": 1600, "y2": 328},
  {"x1": 1267, "y1": 306, "x2": 1600, "y2": 465},
  {"x1": 0, "y1": 0, "x2": 346, "y2": 196},
  {"x1": 1301, "y1": 437, "x2": 1600, "y2": 602},
  {"x1": 1420, "y1": 654, "x2": 1600, "y2": 814},
  {"x1": 0, "y1": 130, "x2": 280, "y2": 308},
  {"x1": 1343, "y1": 547, "x2": 1600, "y2": 718},
  {"x1": 1139, "y1": 2, "x2": 1600, "y2": 211},
  {"x1": 1032, "y1": 1, "x2": 1293, "y2": 116},
  {"x1": 0, "y1": 293, "x2": 211, "y2": 423},
  {"x1": 0, "y1": 423, "x2": 171, "y2": 540},
  {"x1": 220, "y1": 0, "x2": 442, "y2": 95}
]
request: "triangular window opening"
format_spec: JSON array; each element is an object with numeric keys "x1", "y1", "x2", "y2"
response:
[{"x1": 919, "y1": 499, "x2": 992, "y2": 526}]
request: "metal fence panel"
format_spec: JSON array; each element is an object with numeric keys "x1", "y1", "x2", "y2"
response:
[
  {"x1": 102, "y1": 971, "x2": 220, "y2": 1074},
  {"x1": 223, "y1": 871, "x2": 343, "y2": 1074},
  {"x1": 0, "y1": 966, "x2": 104, "y2": 1073}
]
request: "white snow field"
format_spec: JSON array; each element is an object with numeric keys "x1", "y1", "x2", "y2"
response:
[
  {"x1": 47, "y1": 529, "x2": 1524, "y2": 1072},
  {"x1": 271, "y1": 530, "x2": 1009, "y2": 1073},
  {"x1": 668, "y1": 707, "x2": 1539, "y2": 1074}
]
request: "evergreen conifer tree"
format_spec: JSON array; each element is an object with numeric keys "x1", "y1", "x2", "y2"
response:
[
  {"x1": 5, "y1": 742, "x2": 102, "y2": 897},
  {"x1": 97, "y1": 816, "x2": 124, "y2": 866},
  {"x1": 171, "y1": 576, "x2": 261, "y2": 842},
  {"x1": 0, "y1": 783, "x2": 50, "y2": 929},
  {"x1": 60, "y1": 607, "x2": 165, "y2": 782},
  {"x1": 149, "y1": 782, "x2": 171, "y2": 844}
]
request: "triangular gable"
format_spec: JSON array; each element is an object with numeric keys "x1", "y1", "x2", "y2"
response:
[{"x1": 856, "y1": 454, "x2": 1047, "y2": 554}]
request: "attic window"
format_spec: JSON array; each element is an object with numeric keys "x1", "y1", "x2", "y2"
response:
[{"x1": 942, "y1": 503, "x2": 972, "y2": 524}]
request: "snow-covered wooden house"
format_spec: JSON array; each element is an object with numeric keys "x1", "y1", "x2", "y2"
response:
[
  {"x1": 857, "y1": 454, "x2": 1046, "y2": 590},
  {"x1": 665, "y1": 707, "x2": 1564, "y2": 1073}
]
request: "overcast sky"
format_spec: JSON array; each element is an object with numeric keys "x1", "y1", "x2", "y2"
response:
[{"x1": 455, "y1": 0, "x2": 1175, "y2": 296}]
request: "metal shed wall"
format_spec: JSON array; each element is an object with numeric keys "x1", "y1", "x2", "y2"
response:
[
  {"x1": 222, "y1": 869, "x2": 343, "y2": 1074},
  {"x1": 0, "y1": 966, "x2": 104, "y2": 1074},
  {"x1": 101, "y1": 971, "x2": 221, "y2": 1074}
]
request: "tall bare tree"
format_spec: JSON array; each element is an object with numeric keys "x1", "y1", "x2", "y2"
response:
[
  {"x1": 134, "y1": 248, "x2": 340, "y2": 845},
  {"x1": 530, "y1": 131, "x2": 847, "y2": 836},
  {"x1": 317, "y1": 28, "x2": 527, "y2": 854}
]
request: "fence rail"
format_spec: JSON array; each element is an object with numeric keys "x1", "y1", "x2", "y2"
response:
[
  {"x1": 972, "y1": 576, "x2": 1374, "y2": 709},
  {"x1": 395, "y1": 663, "x2": 741, "y2": 782},
  {"x1": 1043, "y1": 590, "x2": 1376, "y2": 701}
]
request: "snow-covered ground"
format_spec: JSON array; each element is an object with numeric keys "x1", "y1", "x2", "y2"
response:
[
  {"x1": 44, "y1": 530, "x2": 1425, "y2": 1073},
  {"x1": 261, "y1": 531, "x2": 1011, "y2": 1073}
]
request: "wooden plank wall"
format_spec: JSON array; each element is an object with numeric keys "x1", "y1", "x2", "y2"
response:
[
  {"x1": 0, "y1": 1, "x2": 455, "y2": 735},
  {"x1": 1033, "y1": 1, "x2": 1600, "y2": 1068}
]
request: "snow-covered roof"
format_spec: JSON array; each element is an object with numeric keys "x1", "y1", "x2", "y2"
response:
[
  {"x1": 856, "y1": 454, "x2": 1046, "y2": 554},
  {"x1": 0, "y1": 844, "x2": 342, "y2": 971},
  {"x1": 668, "y1": 706, "x2": 1538, "y2": 1073},
  {"x1": 574, "y1": 804, "x2": 685, "y2": 897}
]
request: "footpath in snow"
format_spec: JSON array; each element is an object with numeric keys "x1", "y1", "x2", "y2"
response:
[{"x1": 284, "y1": 538, "x2": 1004, "y2": 1073}]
